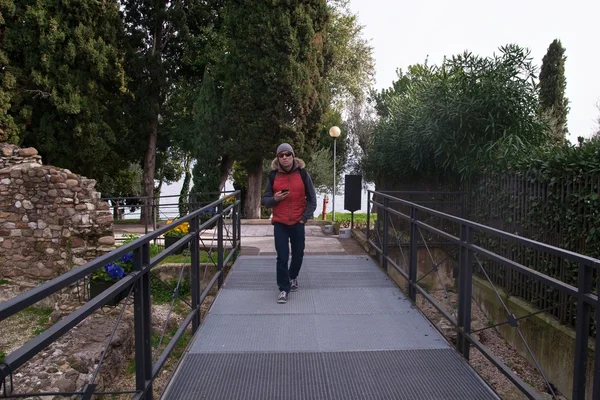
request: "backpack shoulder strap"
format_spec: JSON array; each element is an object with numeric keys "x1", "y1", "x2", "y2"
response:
[
  {"x1": 299, "y1": 168, "x2": 309, "y2": 198},
  {"x1": 268, "y1": 170, "x2": 278, "y2": 190}
]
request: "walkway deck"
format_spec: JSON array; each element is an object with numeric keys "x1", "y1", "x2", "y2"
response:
[{"x1": 162, "y1": 254, "x2": 498, "y2": 399}]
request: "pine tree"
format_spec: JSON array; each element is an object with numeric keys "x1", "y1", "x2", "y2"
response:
[{"x1": 539, "y1": 39, "x2": 569, "y2": 142}]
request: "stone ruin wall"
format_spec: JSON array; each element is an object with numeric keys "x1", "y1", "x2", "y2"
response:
[{"x1": 0, "y1": 143, "x2": 114, "y2": 281}]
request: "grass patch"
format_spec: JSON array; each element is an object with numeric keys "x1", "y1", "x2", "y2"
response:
[
  {"x1": 315, "y1": 212, "x2": 376, "y2": 227},
  {"x1": 22, "y1": 306, "x2": 53, "y2": 337},
  {"x1": 161, "y1": 250, "x2": 229, "y2": 264},
  {"x1": 0, "y1": 279, "x2": 9, "y2": 285},
  {"x1": 150, "y1": 274, "x2": 192, "y2": 304}
]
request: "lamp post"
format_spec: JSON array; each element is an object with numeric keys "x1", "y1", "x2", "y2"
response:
[{"x1": 329, "y1": 126, "x2": 341, "y2": 223}]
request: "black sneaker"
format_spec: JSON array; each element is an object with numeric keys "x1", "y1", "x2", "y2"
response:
[
  {"x1": 277, "y1": 291, "x2": 288, "y2": 303},
  {"x1": 290, "y1": 279, "x2": 298, "y2": 292}
]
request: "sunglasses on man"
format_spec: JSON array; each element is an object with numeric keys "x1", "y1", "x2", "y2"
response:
[{"x1": 278, "y1": 152, "x2": 293, "y2": 158}]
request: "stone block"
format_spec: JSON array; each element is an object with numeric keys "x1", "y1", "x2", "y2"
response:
[
  {"x1": 98, "y1": 236, "x2": 115, "y2": 246},
  {"x1": 70, "y1": 237, "x2": 85, "y2": 248},
  {"x1": 18, "y1": 147, "x2": 38, "y2": 157}
]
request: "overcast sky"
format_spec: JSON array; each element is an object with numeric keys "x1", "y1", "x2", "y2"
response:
[{"x1": 349, "y1": 0, "x2": 600, "y2": 142}]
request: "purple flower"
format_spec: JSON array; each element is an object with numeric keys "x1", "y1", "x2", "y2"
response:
[
  {"x1": 105, "y1": 263, "x2": 125, "y2": 279},
  {"x1": 119, "y1": 253, "x2": 133, "y2": 264}
]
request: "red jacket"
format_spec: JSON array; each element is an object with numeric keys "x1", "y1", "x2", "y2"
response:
[{"x1": 261, "y1": 158, "x2": 317, "y2": 225}]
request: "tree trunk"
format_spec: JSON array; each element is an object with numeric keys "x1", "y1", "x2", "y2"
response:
[
  {"x1": 244, "y1": 159, "x2": 263, "y2": 219},
  {"x1": 219, "y1": 155, "x2": 234, "y2": 192},
  {"x1": 141, "y1": 115, "x2": 158, "y2": 225}
]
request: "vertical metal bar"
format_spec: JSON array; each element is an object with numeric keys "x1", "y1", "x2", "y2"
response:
[
  {"x1": 237, "y1": 194, "x2": 241, "y2": 251},
  {"x1": 457, "y1": 224, "x2": 473, "y2": 360},
  {"x1": 382, "y1": 196, "x2": 389, "y2": 272},
  {"x1": 594, "y1": 275, "x2": 600, "y2": 400},
  {"x1": 133, "y1": 243, "x2": 153, "y2": 399},
  {"x1": 408, "y1": 207, "x2": 418, "y2": 302},
  {"x1": 232, "y1": 198, "x2": 237, "y2": 260},
  {"x1": 217, "y1": 201, "x2": 224, "y2": 288},
  {"x1": 190, "y1": 214, "x2": 200, "y2": 333},
  {"x1": 152, "y1": 197, "x2": 157, "y2": 232},
  {"x1": 143, "y1": 197, "x2": 148, "y2": 235},
  {"x1": 573, "y1": 262, "x2": 592, "y2": 400},
  {"x1": 366, "y1": 191, "x2": 371, "y2": 245}
]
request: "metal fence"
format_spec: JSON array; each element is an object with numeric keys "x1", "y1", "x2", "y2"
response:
[
  {"x1": 472, "y1": 172, "x2": 600, "y2": 329},
  {"x1": 101, "y1": 191, "x2": 237, "y2": 235},
  {"x1": 0, "y1": 192, "x2": 241, "y2": 399},
  {"x1": 367, "y1": 190, "x2": 599, "y2": 400}
]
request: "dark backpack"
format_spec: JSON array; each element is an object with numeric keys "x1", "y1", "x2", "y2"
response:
[{"x1": 268, "y1": 169, "x2": 309, "y2": 199}]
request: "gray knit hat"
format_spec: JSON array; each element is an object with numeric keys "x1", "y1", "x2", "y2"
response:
[{"x1": 276, "y1": 143, "x2": 294, "y2": 157}]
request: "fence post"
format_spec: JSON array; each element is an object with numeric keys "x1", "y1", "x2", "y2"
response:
[
  {"x1": 217, "y1": 201, "x2": 224, "y2": 288},
  {"x1": 382, "y1": 196, "x2": 389, "y2": 272},
  {"x1": 237, "y1": 194, "x2": 241, "y2": 251},
  {"x1": 456, "y1": 224, "x2": 473, "y2": 360},
  {"x1": 143, "y1": 197, "x2": 148, "y2": 235},
  {"x1": 408, "y1": 207, "x2": 418, "y2": 301},
  {"x1": 572, "y1": 262, "x2": 592, "y2": 400},
  {"x1": 594, "y1": 276, "x2": 600, "y2": 400},
  {"x1": 152, "y1": 197, "x2": 157, "y2": 232},
  {"x1": 232, "y1": 199, "x2": 237, "y2": 260},
  {"x1": 366, "y1": 191, "x2": 371, "y2": 245},
  {"x1": 133, "y1": 243, "x2": 153, "y2": 399},
  {"x1": 190, "y1": 214, "x2": 200, "y2": 333}
]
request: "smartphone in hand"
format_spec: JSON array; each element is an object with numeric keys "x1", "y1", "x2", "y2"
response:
[{"x1": 281, "y1": 189, "x2": 289, "y2": 193}]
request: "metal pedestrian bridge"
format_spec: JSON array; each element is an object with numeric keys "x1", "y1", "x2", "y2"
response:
[{"x1": 162, "y1": 255, "x2": 496, "y2": 399}]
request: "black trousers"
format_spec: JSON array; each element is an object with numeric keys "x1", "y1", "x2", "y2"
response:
[{"x1": 274, "y1": 222, "x2": 305, "y2": 293}]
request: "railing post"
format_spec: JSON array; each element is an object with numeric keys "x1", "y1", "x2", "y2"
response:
[
  {"x1": 382, "y1": 196, "x2": 389, "y2": 272},
  {"x1": 594, "y1": 276, "x2": 600, "y2": 400},
  {"x1": 152, "y1": 197, "x2": 157, "y2": 232},
  {"x1": 133, "y1": 243, "x2": 153, "y2": 399},
  {"x1": 408, "y1": 207, "x2": 418, "y2": 301},
  {"x1": 456, "y1": 224, "x2": 473, "y2": 360},
  {"x1": 217, "y1": 201, "x2": 224, "y2": 288},
  {"x1": 190, "y1": 214, "x2": 200, "y2": 333},
  {"x1": 572, "y1": 262, "x2": 592, "y2": 400},
  {"x1": 232, "y1": 200, "x2": 237, "y2": 257},
  {"x1": 366, "y1": 191, "x2": 371, "y2": 245},
  {"x1": 237, "y1": 195, "x2": 241, "y2": 251},
  {"x1": 143, "y1": 197, "x2": 148, "y2": 235}
]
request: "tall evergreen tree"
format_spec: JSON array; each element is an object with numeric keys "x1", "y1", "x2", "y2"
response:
[
  {"x1": 120, "y1": 0, "x2": 225, "y2": 221},
  {"x1": 221, "y1": 0, "x2": 330, "y2": 218},
  {"x1": 539, "y1": 39, "x2": 569, "y2": 142},
  {"x1": 0, "y1": 0, "x2": 128, "y2": 180}
]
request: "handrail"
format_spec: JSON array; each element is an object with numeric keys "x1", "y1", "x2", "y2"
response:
[
  {"x1": 0, "y1": 191, "x2": 242, "y2": 400},
  {"x1": 367, "y1": 189, "x2": 599, "y2": 400}
]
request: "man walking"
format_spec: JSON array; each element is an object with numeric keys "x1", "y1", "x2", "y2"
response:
[{"x1": 262, "y1": 143, "x2": 317, "y2": 303}]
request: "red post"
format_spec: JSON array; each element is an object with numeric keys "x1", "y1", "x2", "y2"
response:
[{"x1": 322, "y1": 195, "x2": 329, "y2": 220}]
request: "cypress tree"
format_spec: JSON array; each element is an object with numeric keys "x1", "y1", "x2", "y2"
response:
[
  {"x1": 539, "y1": 39, "x2": 569, "y2": 141},
  {"x1": 221, "y1": 0, "x2": 330, "y2": 218}
]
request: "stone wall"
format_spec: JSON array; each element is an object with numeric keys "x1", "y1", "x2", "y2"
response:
[{"x1": 0, "y1": 143, "x2": 114, "y2": 280}]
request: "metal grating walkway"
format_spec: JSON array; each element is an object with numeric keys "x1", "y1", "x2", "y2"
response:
[{"x1": 162, "y1": 255, "x2": 498, "y2": 400}]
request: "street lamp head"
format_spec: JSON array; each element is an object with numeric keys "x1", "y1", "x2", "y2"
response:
[{"x1": 329, "y1": 126, "x2": 341, "y2": 138}]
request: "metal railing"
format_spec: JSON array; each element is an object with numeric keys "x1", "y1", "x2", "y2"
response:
[
  {"x1": 0, "y1": 191, "x2": 242, "y2": 399},
  {"x1": 101, "y1": 191, "x2": 237, "y2": 236},
  {"x1": 367, "y1": 190, "x2": 599, "y2": 400}
]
